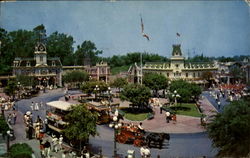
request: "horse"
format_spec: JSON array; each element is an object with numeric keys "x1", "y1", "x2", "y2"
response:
[{"x1": 145, "y1": 132, "x2": 170, "y2": 149}]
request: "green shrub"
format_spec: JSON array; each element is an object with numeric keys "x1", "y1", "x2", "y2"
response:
[
  {"x1": 9, "y1": 143, "x2": 33, "y2": 158},
  {"x1": 0, "y1": 116, "x2": 9, "y2": 135}
]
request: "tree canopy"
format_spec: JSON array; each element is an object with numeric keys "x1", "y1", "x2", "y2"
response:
[
  {"x1": 169, "y1": 80, "x2": 202, "y2": 103},
  {"x1": 111, "y1": 77, "x2": 128, "y2": 92},
  {"x1": 143, "y1": 73, "x2": 168, "y2": 96},
  {"x1": 64, "y1": 104, "x2": 98, "y2": 150},
  {"x1": 81, "y1": 81, "x2": 108, "y2": 95},
  {"x1": 207, "y1": 100, "x2": 250, "y2": 157},
  {"x1": 120, "y1": 84, "x2": 151, "y2": 109},
  {"x1": 74, "y1": 40, "x2": 102, "y2": 66},
  {"x1": 46, "y1": 31, "x2": 75, "y2": 65},
  {"x1": 63, "y1": 70, "x2": 89, "y2": 83}
]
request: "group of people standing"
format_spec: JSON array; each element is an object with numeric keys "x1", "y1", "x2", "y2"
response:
[
  {"x1": 7, "y1": 112, "x2": 17, "y2": 125},
  {"x1": 30, "y1": 101, "x2": 44, "y2": 111},
  {"x1": 39, "y1": 134, "x2": 64, "y2": 158}
]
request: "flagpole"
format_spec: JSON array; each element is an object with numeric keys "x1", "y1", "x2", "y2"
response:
[{"x1": 140, "y1": 52, "x2": 143, "y2": 85}]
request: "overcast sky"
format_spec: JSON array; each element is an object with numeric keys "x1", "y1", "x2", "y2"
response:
[{"x1": 0, "y1": 1, "x2": 250, "y2": 58}]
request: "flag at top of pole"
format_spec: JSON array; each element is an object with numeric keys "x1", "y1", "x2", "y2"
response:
[{"x1": 175, "y1": 32, "x2": 181, "y2": 45}]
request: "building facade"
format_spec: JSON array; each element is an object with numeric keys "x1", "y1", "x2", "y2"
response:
[
  {"x1": 12, "y1": 43, "x2": 63, "y2": 87},
  {"x1": 128, "y1": 44, "x2": 218, "y2": 83}
]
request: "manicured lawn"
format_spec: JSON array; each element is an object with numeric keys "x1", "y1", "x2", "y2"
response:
[
  {"x1": 164, "y1": 103, "x2": 202, "y2": 117},
  {"x1": 120, "y1": 107, "x2": 152, "y2": 121},
  {"x1": 124, "y1": 113, "x2": 149, "y2": 121}
]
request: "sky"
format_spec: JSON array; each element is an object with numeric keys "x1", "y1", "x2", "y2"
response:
[{"x1": 0, "y1": 1, "x2": 250, "y2": 58}]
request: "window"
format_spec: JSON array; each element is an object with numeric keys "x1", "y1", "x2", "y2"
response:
[
  {"x1": 175, "y1": 64, "x2": 179, "y2": 68},
  {"x1": 186, "y1": 73, "x2": 188, "y2": 78},
  {"x1": 40, "y1": 56, "x2": 43, "y2": 62},
  {"x1": 26, "y1": 62, "x2": 30, "y2": 67},
  {"x1": 167, "y1": 73, "x2": 169, "y2": 77},
  {"x1": 52, "y1": 61, "x2": 55, "y2": 66},
  {"x1": 193, "y1": 72, "x2": 196, "y2": 78}
]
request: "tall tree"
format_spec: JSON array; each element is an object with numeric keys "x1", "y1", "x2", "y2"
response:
[
  {"x1": 207, "y1": 100, "x2": 250, "y2": 157},
  {"x1": 75, "y1": 40, "x2": 102, "y2": 66},
  {"x1": 120, "y1": 84, "x2": 151, "y2": 109},
  {"x1": 143, "y1": 73, "x2": 168, "y2": 97},
  {"x1": 46, "y1": 31, "x2": 75, "y2": 65},
  {"x1": 111, "y1": 77, "x2": 128, "y2": 92},
  {"x1": 81, "y1": 81, "x2": 108, "y2": 95},
  {"x1": 169, "y1": 80, "x2": 202, "y2": 103},
  {"x1": 4, "y1": 80, "x2": 17, "y2": 97},
  {"x1": 64, "y1": 104, "x2": 98, "y2": 151},
  {"x1": 0, "y1": 28, "x2": 13, "y2": 75}
]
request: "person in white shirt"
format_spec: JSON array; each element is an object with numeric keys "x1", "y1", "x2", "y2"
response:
[
  {"x1": 166, "y1": 111, "x2": 171, "y2": 123},
  {"x1": 140, "y1": 146, "x2": 146, "y2": 158},
  {"x1": 114, "y1": 108, "x2": 119, "y2": 117},
  {"x1": 58, "y1": 135, "x2": 63, "y2": 151},
  {"x1": 51, "y1": 134, "x2": 58, "y2": 152},
  {"x1": 138, "y1": 122, "x2": 145, "y2": 133},
  {"x1": 35, "y1": 102, "x2": 39, "y2": 111},
  {"x1": 144, "y1": 147, "x2": 151, "y2": 158}
]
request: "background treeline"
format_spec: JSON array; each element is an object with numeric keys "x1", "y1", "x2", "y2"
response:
[{"x1": 0, "y1": 24, "x2": 249, "y2": 75}]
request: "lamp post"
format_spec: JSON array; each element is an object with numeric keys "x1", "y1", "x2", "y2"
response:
[
  {"x1": 6, "y1": 130, "x2": 13, "y2": 152},
  {"x1": 172, "y1": 90, "x2": 180, "y2": 106},
  {"x1": 109, "y1": 116, "x2": 122, "y2": 158},
  {"x1": 94, "y1": 85, "x2": 99, "y2": 101},
  {"x1": 17, "y1": 82, "x2": 21, "y2": 100},
  {"x1": 108, "y1": 87, "x2": 112, "y2": 107}
]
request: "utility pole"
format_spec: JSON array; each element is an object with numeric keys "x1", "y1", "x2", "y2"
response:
[{"x1": 140, "y1": 52, "x2": 143, "y2": 85}]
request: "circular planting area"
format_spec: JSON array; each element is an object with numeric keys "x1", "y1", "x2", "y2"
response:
[{"x1": 120, "y1": 108, "x2": 154, "y2": 121}]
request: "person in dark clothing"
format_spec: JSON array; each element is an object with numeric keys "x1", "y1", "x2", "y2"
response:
[
  {"x1": 44, "y1": 140, "x2": 51, "y2": 158},
  {"x1": 28, "y1": 123, "x2": 33, "y2": 139}
]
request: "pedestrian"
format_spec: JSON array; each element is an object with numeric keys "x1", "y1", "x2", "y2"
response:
[
  {"x1": 172, "y1": 113, "x2": 177, "y2": 124},
  {"x1": 58, "y1": 135, "x2": 63, "y2": 151},
  {"x1": 7, "y1": 113, "x2": 12, "y2": 124},
  {"x1": 159, "y1": 103, "x2": 163, "y2": 114},
  {"x1": 218, "y1": 101, "x2": 221, "y2": 109},
  {"x1": 12, "y1": 112, "x2": 17, "y2": 125},
  {"x1": 138, "y1": 122, "x2": 145, "y2": 133},
  {"x1": 144, "y1": 146, "x2": 151, "y2": 158},
  {"x1": 44, "y1": 118, "x2": 48, "y2": 133},
  {"x1": 40, "y1": 101, "x2": 43, "y2": 110},
  {"x1": 140, "y1": 145, "x2": 146, "y2": 158},
  {"x1": 31, "y1": 102, "x2": 34, "y2": 111},
  {"x1": 39, "y1": 139, "x2": 45, "y2": 158},
  {"x1": 28, "y1": 122, "x2": 33, "y2": 140},
  {"x1": 62, "y1": 151, "x2": 67, "y2": 158},
  {"x1": 165, "y1": 111, "x2": 171, "y2": 123},
  {"x1": 44, "y1": 140, "x2": 51, "y2": 158},
  {"x1": 51, "y1": 134, "x2": 58, "y2": 152},
  {"x1": 35, "y1": 102, "x2": 39, "y2": 111}
]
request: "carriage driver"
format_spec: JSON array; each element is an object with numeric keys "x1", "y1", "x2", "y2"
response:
[{"x1": 138, "y1": 122, "x2": 145, "y2": 133}]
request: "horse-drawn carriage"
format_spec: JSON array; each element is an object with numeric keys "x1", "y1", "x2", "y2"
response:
[{"x1": 116, "y1": 124, "x2": 169, "y2": 149}]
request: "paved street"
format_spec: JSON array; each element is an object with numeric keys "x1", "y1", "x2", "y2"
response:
[
  {"x1": 3, "y1": 89, "x2": 218, "y2": 157},
  {"x1": 202, "y1": 91, "x2": 230, "y2": 113}
]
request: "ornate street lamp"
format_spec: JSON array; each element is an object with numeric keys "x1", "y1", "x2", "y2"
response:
[
  {"x1": 108, "y1": 87, "x2": 112, "y2": 107},
  {"x1": 94, "y1": 85, "x2": 100, "y2": 101},
  {"x1": 6, "y1": 130, "x2": 13, "y2": 152},
  {"x1": 172, "y1": 90, "x2": 180, "y2": 106},
  {"x1": 109, "y1": 116, "x2": 122, "y2": 158},
  {"x1": 17, "y1": 82, "x2": 21, "y2": 100}
]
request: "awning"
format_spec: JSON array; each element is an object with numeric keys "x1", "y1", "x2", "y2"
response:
[{"x1": 46, "y1": 101, "x2": 76, "y2": 111}]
